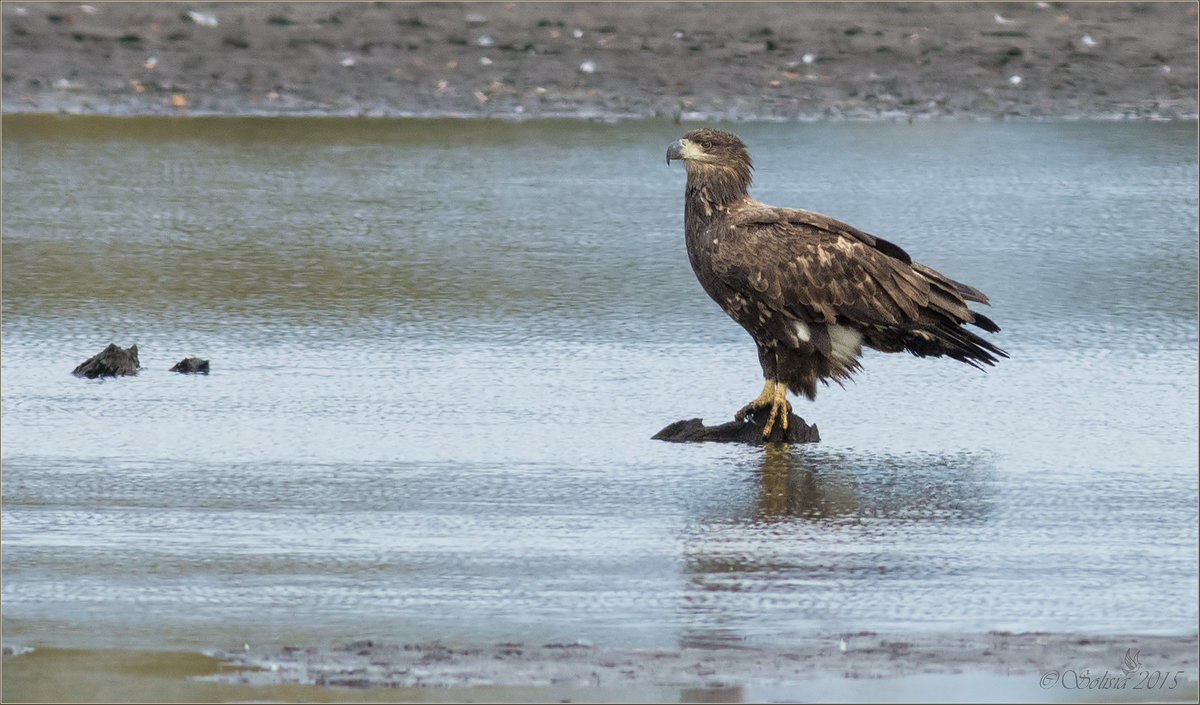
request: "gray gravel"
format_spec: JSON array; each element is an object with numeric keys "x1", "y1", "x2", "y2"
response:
[{"x1": 3, "y1": 2, "x2": 1197, "y2": 119}]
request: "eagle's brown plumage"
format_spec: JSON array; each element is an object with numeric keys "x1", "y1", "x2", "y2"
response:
[{"x1": 666, "y1": 128, "x2": 1006, "y2": 437}]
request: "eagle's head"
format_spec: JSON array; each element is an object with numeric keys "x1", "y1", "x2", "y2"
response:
[{"x1": 666, "y1": 128, "x2": 753, "y2": 199}]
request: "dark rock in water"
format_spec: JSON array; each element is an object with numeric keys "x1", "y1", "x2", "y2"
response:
[
  {"x1": 170, "y1": 357, "x2": 210, "y2": 374},
  {"x1": 72, "y1": 343, "x2": 139, "y2": 378},
  {"x1": 653, "y1": 408, "x2": 819, "y2": 444}
]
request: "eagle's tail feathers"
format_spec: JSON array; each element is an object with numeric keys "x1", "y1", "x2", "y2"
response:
[
  {"x1": 971, "y1": 311, "x2": 1001, "y2": 334},
  {"x1": 901, "y1": 321, "x2": 1008, "y2": 367}
]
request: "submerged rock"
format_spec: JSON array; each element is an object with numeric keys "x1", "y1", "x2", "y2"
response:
[
  {"x1": 653, "y1": 408, "x2": 819, "y2": 444},
  {"x1": 72, "y1": 343, "x2": 140, "y2": 378},
  {"x1": 170, "y1": 357, "x2": 210, "y2": 374}
]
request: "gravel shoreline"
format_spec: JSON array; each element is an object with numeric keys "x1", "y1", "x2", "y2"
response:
[{"x1": 4, "y1": 2, "x2": 1197, "y2": 120}]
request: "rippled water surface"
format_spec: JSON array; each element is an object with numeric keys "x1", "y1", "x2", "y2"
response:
[{"x1": 2, "y1": 117, "x2": 1197, "y2": 653}]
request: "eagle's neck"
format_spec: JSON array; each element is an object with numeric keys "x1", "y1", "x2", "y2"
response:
[{"x1": 684, "y1": 163, "x2": 751, "y2": 220}]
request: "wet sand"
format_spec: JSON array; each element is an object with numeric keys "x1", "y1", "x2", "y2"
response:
[
  {"x1": 205, "y1": 632, "x2": 1200, "y2": 690},
  {"x1": 3, "y1": 2, "x2": 1197, "y2": 119}
]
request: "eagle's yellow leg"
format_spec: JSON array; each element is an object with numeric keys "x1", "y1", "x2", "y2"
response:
[
  {"x1": 736, "y1": 379, "x2": 792, "y2": 438},
  {"x1": 761, "y1": 381, "x2": 791, "y2": 438}
]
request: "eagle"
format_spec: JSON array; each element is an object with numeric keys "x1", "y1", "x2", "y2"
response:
[{"x1": 666, "y1": 128, "x2": 1006, "y2": 439}]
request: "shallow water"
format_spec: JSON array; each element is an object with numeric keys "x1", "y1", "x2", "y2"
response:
[{"x1": 2, "y1": 116, "x2": 1197, "y2": 656}]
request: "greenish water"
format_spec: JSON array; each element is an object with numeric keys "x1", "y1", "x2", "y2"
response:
[{"x1": 2, "y1": 116, "x2": 1197, "y2": 669}]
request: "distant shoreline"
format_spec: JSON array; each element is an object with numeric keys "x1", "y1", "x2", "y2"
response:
[
  {"x1": 6, "y1": 108, "x2": 1196, "y2": 122},
  {"x1": 3, "y1": 2, "x2": 1196, "y2": 121}
]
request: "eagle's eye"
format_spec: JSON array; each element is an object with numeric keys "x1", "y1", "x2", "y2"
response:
[{"x1": 700, "y1": 140, "x2": 713, "y2": 150}]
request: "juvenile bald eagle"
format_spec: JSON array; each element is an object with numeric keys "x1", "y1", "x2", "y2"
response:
[{"x1": 666, "y1": 128, "x2": 1006, "y2": 439}]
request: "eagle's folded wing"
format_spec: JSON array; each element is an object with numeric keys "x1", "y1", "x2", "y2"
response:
[{"x1": 710, "y1": 216, "x2": 939, "y2": 328}]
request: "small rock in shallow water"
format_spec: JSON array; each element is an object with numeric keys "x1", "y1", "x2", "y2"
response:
[
  {"x1": 170, "y1": 357, "x2": 209, "y2": 374},
  {"x1": 73, "y1": 343, "x2": 139, "y2": 378},
  {"x1": 653, "y1": 408, "x2": 819, "y2": 444}
]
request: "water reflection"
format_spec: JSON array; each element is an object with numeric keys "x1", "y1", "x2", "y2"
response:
[
  {"x1": 699, "y1": 445, "x2": 994, "y2": 526},
  {"x1": 754, "y1": 445, "x2": 858, "y2": 522},
  {"x1": 677, "y1": 446, "x2": 995, "y2": 649},
  {"x1": 680, "y1": 685, "x2": 746, "y2": 702}
]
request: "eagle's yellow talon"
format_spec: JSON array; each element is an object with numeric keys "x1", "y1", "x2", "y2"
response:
[
  {"x1": 761, "y1": 407, "x2": 778, "y2": 437},
  {"x1": 740, "y1": 380, "x2": 791, "y2": 439},
  {"x1": 760, "y1": 398, "x2": 791, "y2": 439},
  {"x1": 736, "y1": 379, "x2": 776, "y2": 422}
]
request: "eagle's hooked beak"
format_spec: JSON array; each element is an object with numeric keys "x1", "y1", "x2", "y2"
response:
[{"x1": 666, "y1": 138, "x2": 688, "y2": 165}]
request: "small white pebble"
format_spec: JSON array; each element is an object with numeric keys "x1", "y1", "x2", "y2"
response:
[
  {"x1": 479, "y1": 56, "x2": 492, "y2": 65},
  {"x1": 534, "y1": 86, "x2": 547, "y2": 94},
  {"x1": 436, "y1": 80, "x2": 448, "y2": 91},
  {"x1": 340, "y1": 56, "x2": 356, "y2": 67},
  {"x1": 1081, "y1": 34, "x2": 1097, "y2": 47},
  {"x1": 579, "y1": 60, "x2": 595, "y2": 73},
  {"x1": 672, "y1": 31, "x2": 684, "y2": 39},
  {"x1": 53, "y1": 77, "x2": 72, "y2": 89},
  {"x1": 465, "y1": 13, "x2": 486, "y2": 24},
  {"x1": 802, "y1": 53, "x2": 815, "y2": 64},
  {"x1": 79, "y1": 4, "x2": 96, "y2": 13},
  {"x1": 839, "y1": 638, "x2": 848, "y2": 652},
  {"x1": 994, "y1": 13, "x2": 1015, "y2": 25},
  {"x1": 143, "y1": 56, "x2": 157, "y2": 69},
  {"x1": 477, "y1": 36, "x2": 493, "y2": 46},
  {"x1": 572, "y1": 28, "x2": 583, "y2": 38},
  {"x1": 514, "y1": 105, "x2": 524, "y2": 114},
  {"x1": 473, "y1": 90, "x2": 488, "y2": 103},
  {"x1": 14, "y1": 7, "x2": 29, "y2": 16},
  {"x1": 1008, "y1": 74, "x2": 1022, "y2": 85},
  {"x1": 1162, "y1": 65, "x2": 1171, "y2": 73},
  {"x1": 1035, "y1": 1, "x2": 1050, "y2": 7},
  {"x1": 186, "y1": 10, "x2": 218, "y2": 27}
]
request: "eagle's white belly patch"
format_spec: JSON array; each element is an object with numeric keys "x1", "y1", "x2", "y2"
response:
[
  {"x1": 794, "y1": 321, "x2": 862, "y2": 364},
  {"x1": 828, "y1": 324, "x2": 863, "y2": 365}
]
